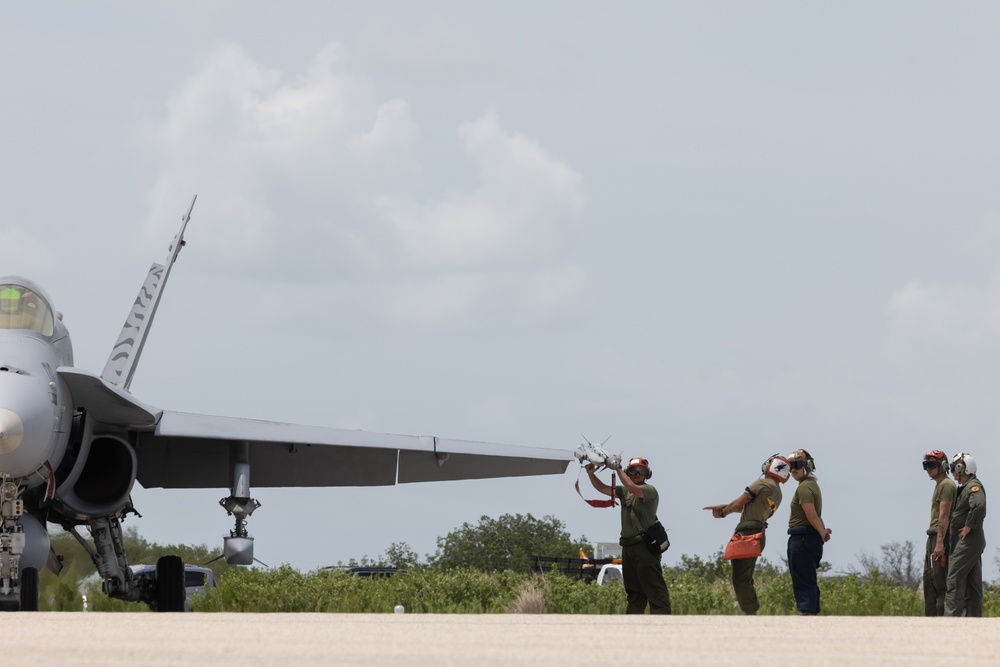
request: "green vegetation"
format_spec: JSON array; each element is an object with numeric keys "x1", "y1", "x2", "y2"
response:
[
  {"x1": 186, "y1": 559, "x2": 997, "y2": 615},
  {"x1": 197, "y1": 566, "x2": 526, "y2": 613},
  {"x1": 30, "y1": 516, "x2": 1000, "y2": 615},
  {"x1": 427, "y1": 513, "x2": 590, "y2": 573}
]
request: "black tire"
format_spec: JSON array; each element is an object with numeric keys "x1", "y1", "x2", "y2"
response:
[
  {"x1": 155, "y1": 555, "x2": 186, "y2": 612},
  {"x1": 19, "y1": 567, "x2": 39, "y2": 612}
]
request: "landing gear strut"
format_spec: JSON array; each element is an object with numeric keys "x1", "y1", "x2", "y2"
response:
[{"x1": 219, "y1": 441, "x2": 260, "y2": 565}]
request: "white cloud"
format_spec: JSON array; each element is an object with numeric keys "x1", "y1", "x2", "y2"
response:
[
  {"x1": 348, "y1": 99, "x2": 420, "y2": 180},
  {"x1": 371, "y1": 112, "x2": 585, "y2": 271},
  {"x1": 378, "y1": 273, "x2": 485, "y2": 328},
  {"x1": 136, "y1": 42, "x2": 379, "y2": 261},
  {"x1": 880, "y1": 277, "x2": 1000, "y2": 385},
  {"x1": 137, "y1": 43, "x2": 585, "y2": 330},
  {"x1": 354, "y1": 111, "x2": 585, "y2": 327}
]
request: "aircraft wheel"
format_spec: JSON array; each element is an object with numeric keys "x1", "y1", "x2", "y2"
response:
[
  {"x1": 19, "y1": 567, "x2": 39, "y2": 611},
  {"x1": 155, "y1": 555, "x2": 186, "y2": 612}
]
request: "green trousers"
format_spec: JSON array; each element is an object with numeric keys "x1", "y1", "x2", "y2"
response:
[
  {"x1": 945, "y1": 529, "x2": 985, "y2": 617},
  {"x1": 731, "y1": 531, "x2": 766, "y2": 615},
  {"x1": 621, "y1": 542, "x2": 671, "y2": 614},
  {"x1": 923, "y1": 531, "x2": 947, "y2": 616}
]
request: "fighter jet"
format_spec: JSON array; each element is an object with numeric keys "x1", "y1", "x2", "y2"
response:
[{"x1": 0, "y1": 197, "x2": 573, "y2": 611}]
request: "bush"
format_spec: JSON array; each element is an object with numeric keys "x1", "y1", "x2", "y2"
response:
[
  {"x1": 36, "y1": 524, "x2": 1000, "y2": 616},
  {"x1": 198, "y1": 566, "x2": 530, "y2": 613},
  {"x1": 65, "y1": 562, "x2": 1000, "y2": 615},
  {"x1": 538, "y1": 573, "x2": 624, "y2": 614},
  {"x1": 429, "y1": 514, "x2": 589, "y2": 573}
]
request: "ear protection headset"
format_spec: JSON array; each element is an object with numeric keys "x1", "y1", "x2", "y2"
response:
[
  {"x1": 789, "y1": 449, "x2": 815, "y2": 473},
  {"x1": 951, "y1": 452, "x2": 973, "y2": 477},
  {"x1": 761, "y1": 453, "x2": 779, "y2": 476}
]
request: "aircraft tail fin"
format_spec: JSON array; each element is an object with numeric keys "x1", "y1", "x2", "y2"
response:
[{"x1": 101, "y1": 196, "x2": 197, "y2": 391}]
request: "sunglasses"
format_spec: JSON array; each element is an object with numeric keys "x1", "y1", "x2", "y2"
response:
[
  {"x1": 922, "y1": 460, "x2": 942, "y2": 470},
  {"x1": 626, "y1": 469, "x2": 646, "y2": 477},
  {"x1": 788, "y1": 460, "x2": 807, "y2": 471}
]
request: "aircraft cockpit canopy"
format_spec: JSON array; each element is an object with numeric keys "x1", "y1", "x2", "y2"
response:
[{"x1": 0, "y1": 284, "x2": 54, "y2": 335}]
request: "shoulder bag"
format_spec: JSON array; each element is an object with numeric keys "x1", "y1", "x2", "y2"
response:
[
  {"x1": 628, "y1": 506, "x2": 670, "y2": 555},
  {"x1": 722, "y1": 530, "x2": 763, "y2": 560}
]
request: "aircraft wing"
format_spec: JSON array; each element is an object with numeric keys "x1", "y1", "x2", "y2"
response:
[{"x1": 134, "y1": 411, "x2": 573, "y2": 489}]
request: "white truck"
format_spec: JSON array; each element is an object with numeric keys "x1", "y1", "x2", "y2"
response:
[
  {"x1": 594, "y1": 562, "x2": 623, "y2": 586},
  {"x1": 530, "y1": 542, "x2": 623, "y2": 585}
]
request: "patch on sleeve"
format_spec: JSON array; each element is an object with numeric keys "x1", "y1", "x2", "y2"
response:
[{"x1": 971, "y1": 486, "x2": 981, "y2": 492}]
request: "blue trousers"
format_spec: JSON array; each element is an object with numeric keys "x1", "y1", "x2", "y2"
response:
[{"x1": 787, "y1": 528, "x2": 823, "y2": 614}]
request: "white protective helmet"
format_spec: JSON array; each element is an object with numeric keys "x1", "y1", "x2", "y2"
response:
[
  {"x1": 951, "y1": 453, "x2": 977, "y2": 477},
  {"x1": 762, "y1": 454, "x2": 791, "y2": 483}
]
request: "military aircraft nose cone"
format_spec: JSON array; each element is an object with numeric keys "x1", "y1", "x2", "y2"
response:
[{"x1": 0, "y1": 408, "x2": 24, "y2": 454}]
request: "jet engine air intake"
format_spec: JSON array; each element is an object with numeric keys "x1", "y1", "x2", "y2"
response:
[{"x1": 53, "y1": 434, "x2": 136, "y2": 519}]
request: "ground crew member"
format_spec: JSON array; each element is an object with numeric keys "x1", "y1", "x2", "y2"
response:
[
  {"x1": 585, "y1": 456, "x2": 671, "y2": 614},
  {"x1": 945, "y1": 452, "x2": 987, "y2": 617},
  {"x1": 786, "y1": 449, "x2": 831, "y2": 615},
  {"x1": 921, "y1": 450, "x2": 955, "y2": 616},
  {"x1": 703, "y1": 453, "x2": 790, "y2": 614}
]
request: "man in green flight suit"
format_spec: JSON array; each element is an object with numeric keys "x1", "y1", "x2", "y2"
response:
[
  {"x1": 921, "y1": 450, "x2": 956, "y2": 616},
  {"x1": 585, "y1": 456, "x2": 671, "y2": 614},
  {"x1": 703, "y1": 453, "x2": 790, "y2": 615},
  {"x1": 945, "y1": 452, "x2": 987, "y2": 617}
]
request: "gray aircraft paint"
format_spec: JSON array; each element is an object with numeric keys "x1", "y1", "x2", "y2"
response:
[{"x1": 0, "y1": 199, "x2": 573, "y2": 609}]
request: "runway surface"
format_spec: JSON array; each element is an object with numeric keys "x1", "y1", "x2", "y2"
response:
[{"x1": 7, "y1": 613, "x2": 994, "y2": 666}]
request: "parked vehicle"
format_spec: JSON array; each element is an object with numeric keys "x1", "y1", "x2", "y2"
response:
[
  {"x1": 129, "y1": 564, "x2": 217, "y2": 611},
  {"x1": 595, "y1": 562, "x2": 623, "y2": 586},
  {"x1": 529, "y1": 555, "x2": 622, "y2": 585}
]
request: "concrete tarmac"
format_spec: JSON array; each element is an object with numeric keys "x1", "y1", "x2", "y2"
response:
[{"x1": 7, "y1": 613, "x2": 994, "y2": 666}]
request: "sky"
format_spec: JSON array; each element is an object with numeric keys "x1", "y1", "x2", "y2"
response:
[{"x1": 1, "y1": 2, "x2": 999, "y2": 580}]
